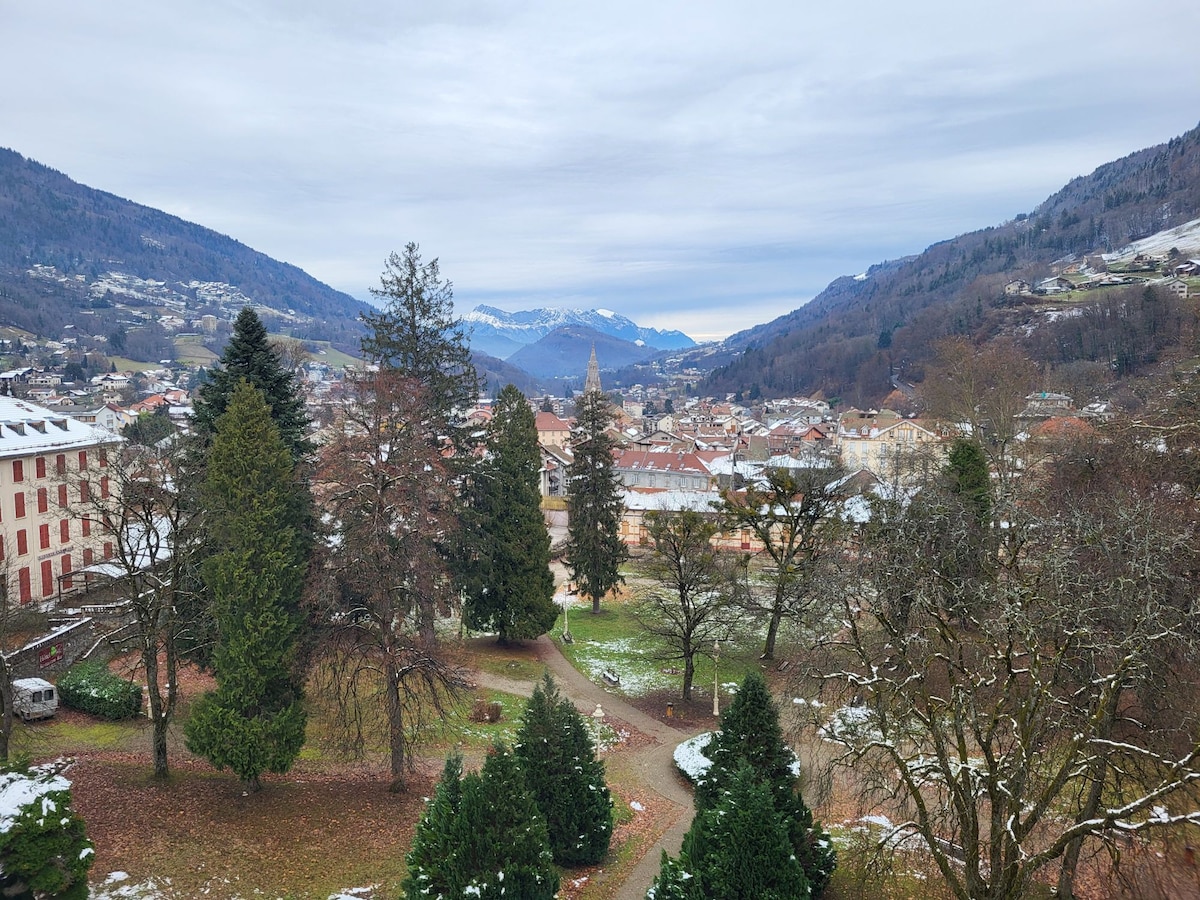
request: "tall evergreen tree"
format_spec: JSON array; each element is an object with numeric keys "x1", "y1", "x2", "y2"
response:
[
  {"x1": 406, "y1": 745, "x2": 558, "y2": 899},
  {"x1": 697, "y1": 671, "x2": 836, "y2": 896},
  {"x1": 564, "y1": 390, "x2": 628, "y2": 613},
  {"x1": 191, "y1": 307, "x2": 311, "y2": 461},
  {"x1": 361, "y1": 242, "x2": 479, "y2": 448},
  {"x1": 946, "y1": 436, "x2": 993, "y2": 528},
  {"x1": 515, "y1": 674, "x2": 613, "y2": 866},
  {"x1": 461, "y1": 385, "x2": 557, "y2": 642},
  {"x1": 184, "y1": 381, "x2": 308, "y2": 791}
]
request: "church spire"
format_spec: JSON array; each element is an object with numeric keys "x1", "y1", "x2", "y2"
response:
[{"x1": 584, "y1": 344, "x2": 602, "y2": 395}]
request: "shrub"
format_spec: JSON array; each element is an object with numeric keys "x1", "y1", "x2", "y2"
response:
[
  {"x1": 57, "y1": 661, "x2": 142, "y2": 720},
  {"x1": 0, "y1": 761, "x2": 93, "y2": 899}
]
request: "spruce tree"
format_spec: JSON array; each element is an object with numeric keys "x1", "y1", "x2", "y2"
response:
[
  {"x1": 515, "y1": 674, "x2": 613, "y2": 866},
  {"x1": 681, "y1": 764, "x2": 810, "y2": 900},
  {"x1": 191, "y1": 307, "x2": 311, "y2": 461},
  {"x1": 407, "y1": 745, "x2": 558, "y2": 899},
  {"x1": 0, "y1": 765, "x2": 93, "y2": 900},
  {"x1": 184, "y1": 381, "x2": 308, "y2": 791},
  {"x1": 565, "y1": 390, "x2": 629, "y2": 613},
  {"x1": 696, "y1": 671, "x2": 836, "y2": 896},
  {"x1": 461, "y1": 384, "x2": 558, "y2": 642},
  {"x1": 360, "y1": 242, "x2": 479, "y2": 451},
  {"x1": 403, "y1": 755, "x2": 468, "y2": 897}
]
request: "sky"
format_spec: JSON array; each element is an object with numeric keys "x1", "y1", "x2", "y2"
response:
[{"x1": 2, "y1": 2, "x2": 1199, "y2": 342}]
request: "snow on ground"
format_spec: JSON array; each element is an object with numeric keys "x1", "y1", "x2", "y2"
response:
[
  {"x1": 1103, "y1": 217, "x2": 1200, "y2": 261},
  {"x1": 89, "y1": 874, "x2": 383, "y2": 900}
]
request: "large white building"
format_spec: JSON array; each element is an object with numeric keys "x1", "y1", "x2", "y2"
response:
[{"x1": 0, "y1": 396, "x2": 118, "y2": 605}]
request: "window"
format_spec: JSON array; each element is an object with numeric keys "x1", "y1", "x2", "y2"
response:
[
  {"x1": 14, "y1": 493, "x2": 24, "y2": 518},
  {"x1": 12, "y1": 460, "x2": 23, "y2": 482},
  {"x1": 99, "y1": 448, "x2": 108, "y2": 468},
  {"x1": 57, "y1": 484, "x2": 67, "y2": 508},
  {"x1": 35, "y1": 457, "x2": 46, "y2": 479},
  {"x1": 39, "y1": 524, "x2": 50, "y2": 550},
  {"x1": 81, "y1": 518, "x2": 91, "y2": 537},
  {"x1": 78, "y1": 451, "x2": 88, "y2": 470},
  {"x1": 100, "y1": 476, "x2": 110, "y2": 499},
  {"x1": 61, "y1": 554, "x2": 72, "y2": 589},
  {"x1": 40, "y1": 560, "x2": 53, "y2": 597},
  {"x1": 103, "y1": 541, "x2": 113, "y2": 559},
  {"x1": 55, "y1": 454, "x2": 66, "y2": 475},
  {"x1": 80, "y1": 481, "x2": 90, "y2": 503},
  {"x1": 59, "y1": 520, "x2": 69, "y2": 543},
  {"x1": 82, "y1": 548, "x2": 94, "y2": 566},
  {"x1": 15, "y1": 530, "x2": 26, "y2": 556},
  {"x1": 37, "y1": 487, "x2": 48, "y2": 514},
  {"x1": 18, "y1": 568, "x2": 31, "y2": 604}
]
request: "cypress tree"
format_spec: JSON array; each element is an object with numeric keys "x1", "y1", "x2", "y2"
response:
[
  {"x1": 184, "y1": 381, "x2": 308, "y2": 791},
  {"x1": 461, "y1": 384, "x2": 558, "y2": 642},
  {"x1": 515, "y1": 674, "x2": 613, "y2": 866},
  {"x1": 564, "y1": 390, "x2": 629, "y2": 613}
]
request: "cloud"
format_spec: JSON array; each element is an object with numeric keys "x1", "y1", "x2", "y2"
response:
[{"x1": 2, "y1": 0, "x2": 1198, "y2": 339}]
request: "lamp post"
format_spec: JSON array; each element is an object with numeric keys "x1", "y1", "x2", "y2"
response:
[
  {"x1": 712, "y1": 640, "x2": 721, "y2": 717},
  {"x1": 561, "y1": 594, "x2": 573, "y2": 644}
]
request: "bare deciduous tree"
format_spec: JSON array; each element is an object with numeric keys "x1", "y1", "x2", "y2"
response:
[{"x1": 312, "y1": 369, "x2": 465, "y2": 791}]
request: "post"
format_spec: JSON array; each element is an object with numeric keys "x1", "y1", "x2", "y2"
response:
[
  {"x1": 562, "y1": 597, "x2": 573, "y2": 644},
  {"x1": 712, "y1": 640, "x2": 721, "y2": 717}
]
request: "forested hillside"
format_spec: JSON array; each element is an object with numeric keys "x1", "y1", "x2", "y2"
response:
[
  {"x1": 705, "y1": 121, "x2": 1200, "y2": 404},
  {"x1": 0, "y1": 148, "x2": 370, "y2": 351}
]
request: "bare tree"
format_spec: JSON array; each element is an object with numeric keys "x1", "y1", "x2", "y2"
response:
[
  {"x1": 76, "y1": 436, "x2": 200, "y2": 778},
  {"x1": 312, "y1": 369, "x2": 465, "y2": 791},
  {"x1": 804, "y1": 448, "x2": 1200, "y2": 900},
  {"x1": 718, "y1": 463, "x2": 848, "y2": 660},
  {"x1": 633, "y1": 509, "x2": 744, "y2": 701}
]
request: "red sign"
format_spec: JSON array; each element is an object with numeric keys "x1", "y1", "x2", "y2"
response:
[{"x1": 38, "y1": 640, "x2": 64, "y2": 669}]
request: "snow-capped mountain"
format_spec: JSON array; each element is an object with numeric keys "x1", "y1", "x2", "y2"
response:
[{"x1": 463, "y1": 305, "x2": 695, "y2": 360}]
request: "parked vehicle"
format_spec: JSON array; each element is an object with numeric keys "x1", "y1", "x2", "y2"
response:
[{"x1": 12, "y1": 677, "x2": 58, "y2": 721}]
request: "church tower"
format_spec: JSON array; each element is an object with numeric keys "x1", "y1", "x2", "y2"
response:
[{"x1": 583, "y1": 344, "x2": 602, "y2": 395}]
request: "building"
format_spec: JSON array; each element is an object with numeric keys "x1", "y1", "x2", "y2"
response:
[{"x1": 0, "y1": 396, "x2": 118, "y2": 605}]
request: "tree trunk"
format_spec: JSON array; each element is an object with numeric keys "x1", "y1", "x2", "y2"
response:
[
  {"x1": 762, "y1": 607, "x2": 783, "y2": 660},
  {"x1": 591, "y1": 590, "x2": 601, "y2": 614},
  {"x1": 0, "y1": 660, "x2": 12, "y2": 766},
  {"x1": 386, "y1": 659, "x2": 406, "y2": 792},
  {"x1": 145, "y1": 641, "x2": 169, "y2": 778},
  {"x1": 682, "y1": 653, "x2": 694, "y2": 701}
]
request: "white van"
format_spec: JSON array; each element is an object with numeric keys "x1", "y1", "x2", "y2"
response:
[{"x1": 12, "y1": 678, "x2": 58, "y2": 721}]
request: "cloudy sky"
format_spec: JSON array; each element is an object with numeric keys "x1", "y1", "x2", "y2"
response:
[{"x1": 2, "y1": 2, "x2": 1199, "y2": 340}]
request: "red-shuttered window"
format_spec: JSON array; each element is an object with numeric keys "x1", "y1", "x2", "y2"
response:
[
  {"x1": 60, "y1": 520, "x2": 70, "y2": 543},
  {"x1": 16, "y1": 530, "x2": 27, "y2": 555},
  {"x1": 37, "y1": 487, "x2": 48, "y2": 514},
  {"x1": 35, "y1": 457, "x2": 46, "y2": 478}
]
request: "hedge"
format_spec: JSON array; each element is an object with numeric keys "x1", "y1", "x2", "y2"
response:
[{"x1": 56, "y1": 662, "x2": 142, "y2": 720}]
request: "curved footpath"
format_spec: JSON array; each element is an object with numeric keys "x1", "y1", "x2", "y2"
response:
[{"x1": 473, "y1": 634, "x2": 703, "y2": 900}]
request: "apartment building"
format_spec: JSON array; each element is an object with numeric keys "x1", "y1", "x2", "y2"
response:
[{"x1": 0, "y1": 396, "x2": 118, "y2": 605}]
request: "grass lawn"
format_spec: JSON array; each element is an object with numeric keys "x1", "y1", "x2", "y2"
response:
[{"x1": 554, "y1": 596, "x2": 764, "y2": 702}]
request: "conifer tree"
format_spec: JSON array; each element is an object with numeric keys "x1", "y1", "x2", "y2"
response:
[
  {"x1": 565, "y1": 390, "x2": 628, "y2": 613},
  {"x1": 695, "y1": 671, "x2": 836, "y2": 896},
  {"x1": 407, "y1": 745, "x2": 558, "y2": 899},
  {"x1": 403, "y1": 755, "x2": 467, "y2": 897},
  {"x1": 681, "y1": 764, "x2": 810, "y2": 900},
  {"x1": 0, "y1": 764, "x2": 93, "y2": 900},
  {"x1": 191, "y1": 307, "x2": 311, "y2": 461},
  {"x1": 461, "y1": 385, "x2": 557, "y2": 642},
  {"x1": 184, "y1": 381, "x2": 308, "y2": 791},
  {"x1": 361, "y1": 242, "x2": 478, "y2": 451},
  {"x1": 515, "y1": 674, "x2": 613, "y2": 866}
]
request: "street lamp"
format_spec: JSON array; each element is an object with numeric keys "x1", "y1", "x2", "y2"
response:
[
  {"x1": 713, "y1": 640, "x2": 721, "y2": 717},
  {"x1": 561, "y1": 595, "x2": 573, "y2": 644}
]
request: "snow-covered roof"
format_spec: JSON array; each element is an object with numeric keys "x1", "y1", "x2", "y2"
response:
[{"x1": 0, "y1": 395, "x2": 119, "y2": 459}]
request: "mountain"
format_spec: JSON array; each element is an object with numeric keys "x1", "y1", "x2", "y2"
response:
[
  {"x1": 0, "y1": 148, "x2": 371, "y2": 355},
  {"x1": 505, "y1": 325, "x2": 659, "y2": 381},
  {"x1": 463, "y1": 304, "x2": 695, "y2": 359},
  {"x1": 704, "y1": 121, "x2": 1200, "y2": 405}
]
